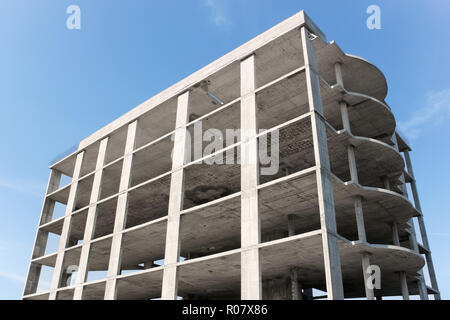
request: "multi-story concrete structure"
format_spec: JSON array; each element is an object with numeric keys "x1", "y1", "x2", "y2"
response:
[{"x1": 23, "y1": 11, "x2": 440, "y2": 300}]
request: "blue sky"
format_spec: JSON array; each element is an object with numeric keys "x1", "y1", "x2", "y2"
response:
[{"x1": 1, "y1": 0, "x2": 449, "y2": 299}]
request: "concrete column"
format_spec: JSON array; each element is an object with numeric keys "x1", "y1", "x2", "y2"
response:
[
  {"x1": 382, "y1": 176, "x2": 391, "y2": 190},
  {"x1": 290, "y1": 268, "x2": 302, "y2": 300},
  {"x1": 73, "y1": 137, "x2": 109, "y2": 300},
  {"x1": 161, "y1": 91, "x2": 190, "y2": 300},
  {"x1": 240, "y1": 54, "x2": 262, "y2": 300},
  {"x1": 104, "y1": 121, "x2": 137, "y2": 300},
  {"x1": 354, "y1": 196, "x2": 367, "y2": 242},
  {"x1": 407, "y1": 223, "x2": 428, "y2": 300},
  {"x1": 334, "y1": 62, "x2": 344, "y2": 88},
  {"x1": 361, "y1": 253, "x2": 374, "y2": 300},
  {"x1": 391, "y1": 134, "x2": 408, "y2": 196},
  {"x1": 49, "y1": 151, "x2": 85, "y2": 299},
  {"x1": 399, "y1": 271, "x2": 409, "y2": 300},
  {"x1": 347, "y1": 146, "x2": 359, "y2": 184},
  {"x1": 287, "y1": 215, "x2": 301, "y2": 300},
  {"x1": 287, "y1": 214, "x2": 296, "y2": 237},
  {"x1": 403, "y1": 150, "x2": 440, "y2": 300},
  {"x1": 391, "y1": 222, "x2": 400, "y2": 246},
  {"x1": 301, "y1": 26, "x2": 344, "y2": 300},
  {"x1": 303, "y1": 288, "x2": 313, "y2": 300},
  {"x1": 23, "y1": 169, "x2": 62, "y2": 296}
]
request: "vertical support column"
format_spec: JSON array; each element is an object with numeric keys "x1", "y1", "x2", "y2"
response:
[
  {"x1": 399, "y1": 271, "x2": 409, "y2": 300},
  {"x1": 353, "y1": 197, "x2": 367, "y2": 242},
  {"x1": 240, "y1": 54, "x2": 262, "y2": 300},
  {"x1": 392, "y1": 222, "x2": 400, "y2": 246},
  {"x1": 382, "y1": 176, "x2": 391, "y2": 190},
  {"x1": 334, "y1": 62, "x2": 344, "y2": 88},
  {"x1": 23, "y1": 169, "x2": 62, "y2": 296},
  {"x1": 104, "y1": 121, "x2": 137, "y2": 300},
  {"x1": 339, "y1": 78, "x2": 367, "y2": 246},
  {"x1": 290, "y1": 268, "x2": 301, "y2": 300},
  {"x1": 288, "y1": 215, "x2": 301, "y2": 300},
  {"x1": 161, "y1": 91, "x2": 190, "y2": 300},
  {"x1": 407, "y1": 221, "x2": 428, "y2": 300},
  {"x1": 403, "y1": 150, "x2": 440, "y2": 300},
  {"x1": 49, "y1": 152, "x2": 85, "y2": 299},
  {"x1": 361, "y1": 253, "x2": 374, "y2": 300},
  {"x1": 392, "y1": 134, "x2": 428, "y2": 299},
  {"x1": 73, "y1": 137, "x2": 109, "y2": 300},
  {"x1": 301, "y1": 26, "x2": 344, "y2": 300}
]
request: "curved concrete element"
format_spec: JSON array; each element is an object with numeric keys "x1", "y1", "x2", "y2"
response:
[
  {"x1": 328, "y1": 127, "x2": 405, "y2": 189},
  {"x1": 315, "y1": 40, "x2": 388, "y2": 101},
  {"x1": 321, "y1": 83, "x2": 396, "y2": 142},
  {"x1": 331, "y1": 175, "x2": 419, "y2": 243},
  {"x1": 340, "y1": 240, "x2": 425, "y2": 297}
]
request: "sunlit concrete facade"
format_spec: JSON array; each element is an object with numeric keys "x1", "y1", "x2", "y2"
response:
[{"x1": 23, "y1": 11, "x2": 440, "y2": 300}]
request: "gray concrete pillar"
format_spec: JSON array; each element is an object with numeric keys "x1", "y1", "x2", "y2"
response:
[
  {"x1": 382, "y1": 176, "x2": 391, "y2": 190},
  {"x1": 290, "y1": 268, "x2": 302, "y2": 300},
  {"x1": 287, "y1": 216, "x2": 301, "y2": 300},
  {"x1": 74, "y1": 137, "x2": 109, "y2": 300},
  {"x1": 407, "y1": 223, "x2": 428, "y2": 300},
  {"x1": 161, "y1": 91, "x2": 190, "y2": 300},
  {"x1": 399, "y1": 271, "x2": 409, "y2": 300},
  {"x1": 301, "y1": 26, "x2": 344, "y2": 300},
  {"x1": 339, "y1": 101, "x2": 351, "y2": 133},
  {"x1": 392, "y1": 221, "x2": 400, "y2": 246},
  {"x1": 240, "y1": 54, "x2": 262, "y2": 300},
  {"x1": 334, "y1": 62, "x2": 344, "y2": 88},
  {"x1": 361, "y1": 253, "x2": 374, "y2": 300},
  {"x1": 49, "y1": 151, "x2": 85, "y2": 299},
  {"x1": 403, "y1": 150, "x2": 440, "y2": 300},
  {"x1": 354, "y1": 196, "x2": 367, "y2": 242},
  {"x1": 104, "y1": 121, "x2": 137, "y2": 300},
  {"x1": 23, "y1": 169, "x2": 62, "y2": 296}
]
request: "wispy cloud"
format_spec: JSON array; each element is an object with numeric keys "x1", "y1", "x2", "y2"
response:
[
  {"x1": 0, "y1": 271, "x2": 25, "y2": 284},
  {"x1": 0, "y1": 177, "x2": 45, "y2": 198},
  {"x1": 430, "y1": 232, "x2": 450, "y2": 237},
  {"x1": 398, "y1": 89, "x2": 450, "y2": 140},
  {"x1": 204, "y1": 0, "x2": 231, "y2": 27}
]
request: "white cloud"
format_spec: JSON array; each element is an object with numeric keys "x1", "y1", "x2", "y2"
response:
[
  {"x1": 398, "y1": 89, "x2": 450, "y2": 140},
  {"x1": 430, "y1": 232, "x2": 450, "y2": 237},
  {"x1": 0, "y1": 177, "x2": 45, "y2": 197},
  {"x1": 0, "y1": 271, "x2": 25, "y2": 284},
  {"x1": 204, "y1": 0, "x2": 231, "y2": 27}
]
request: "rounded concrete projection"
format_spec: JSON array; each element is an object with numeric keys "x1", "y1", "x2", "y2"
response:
[
  {"x1": 325, "y1": 124, "x2": 405, "y2": 189},
  {"x1": 314, "y1": 40, "x2": 388, "y2": 102},
  {"x1": 331, "y1": 175, "x2": 419, "y2": 244},
  {"x1": 320, "y1": 83, "x2": 396, "y2": 142},
  {"x1": 259, "y1": 231, "x2": 424, "y2": 299}
]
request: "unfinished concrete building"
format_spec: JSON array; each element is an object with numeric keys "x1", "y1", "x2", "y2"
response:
[{"x1": 23, "y1": 11, "x2": 440, "y2": 300}]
